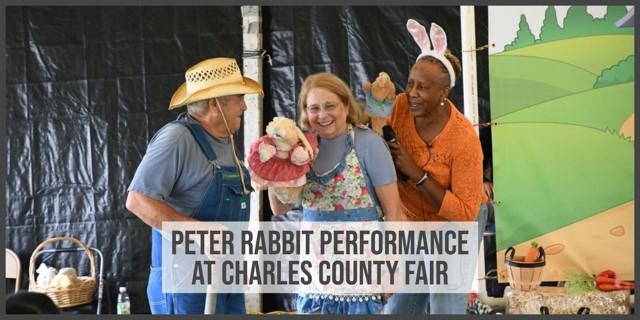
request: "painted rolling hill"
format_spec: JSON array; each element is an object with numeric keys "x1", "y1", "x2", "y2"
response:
[{"x1": 490, "y1": 31, "x2": 634, "y2": 281}]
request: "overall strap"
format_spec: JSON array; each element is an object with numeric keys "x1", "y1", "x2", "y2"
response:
[{"x1": 175, "y1": 120, "x2": 218, "y2": 161}]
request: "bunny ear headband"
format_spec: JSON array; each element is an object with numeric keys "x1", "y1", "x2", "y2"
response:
[{"x1": 406, "y1": 19, "x2": 456, "y2": 88}]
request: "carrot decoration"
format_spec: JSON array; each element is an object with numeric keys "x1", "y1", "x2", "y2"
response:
[
  {"x1": 596, "y1": 277, "x2": 634, "y2": 287},
  {"x1": 598, "y1": 269, "x2": 617, "y2": 279},
  {"x1": 595, "y1": 276, "x2": 617, "y2": 284},
  {"x1": 564, "y1": 269, "x2": 596, "y2": 293},
  {"x1": 524, "y1": 241, "x2": 540, "y2": 262},
  {"x1": 466, "y1": 292, "x2": 478, "y2": 306},
  {"x1": 595, "y1": 269, "x2": 634, "y2": 291},
  {"x1": 597, "y1": 282, "x2": 634, "y2": 291}
]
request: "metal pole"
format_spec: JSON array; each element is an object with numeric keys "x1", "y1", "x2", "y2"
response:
[
  {"x1": 242, "y1": 5, "x2": 263, "y2": 314},
  {"x1": 205, "y1": 5, "x2": 264, "y2": 313},
  {"x1": 461, "y1": 5, "x2": 480, "y2": 136},
  {"x1": 241, "y1": 6, "x2": 264, "y2": 225},
  {"x1": 461, "y1": 6, "x2": 487, "y2": 307}
]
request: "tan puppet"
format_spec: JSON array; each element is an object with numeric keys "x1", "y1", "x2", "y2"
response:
[{"x1": 362, "y1": 72, "x2": 397, "y2": 136}]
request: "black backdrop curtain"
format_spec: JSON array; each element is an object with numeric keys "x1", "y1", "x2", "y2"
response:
[{"x1": 5, "y1": 6, "x2": 243, "y2": 314}]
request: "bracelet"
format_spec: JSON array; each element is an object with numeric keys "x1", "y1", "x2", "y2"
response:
[{"x1": 415, "y1": 171, "x2": 429, "y2": 186}]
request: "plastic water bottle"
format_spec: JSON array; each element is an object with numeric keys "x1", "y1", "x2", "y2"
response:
[{"x1": 116, "y1": 286, "x2": 131, "y2": 315}]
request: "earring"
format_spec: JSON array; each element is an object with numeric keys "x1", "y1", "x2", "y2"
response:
[{"x1": 439, "y1": 100, "x2": 445, "y2": 107}]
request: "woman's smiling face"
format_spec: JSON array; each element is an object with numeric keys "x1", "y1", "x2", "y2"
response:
[{"x1": 305, "y1": 87, "x2": 349, "y2": 139}]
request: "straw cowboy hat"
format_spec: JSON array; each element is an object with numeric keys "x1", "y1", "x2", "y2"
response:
[{"x1": 169, "y1": 57, "x2": 264, "y2": 109}]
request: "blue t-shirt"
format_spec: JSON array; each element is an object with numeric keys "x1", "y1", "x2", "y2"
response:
[
  {"x1": 128, "y1": 116, "x2": 235, "y2": 217},
  {"x1": 311, "y1": 126, "x2": 397, "y2": 194}
]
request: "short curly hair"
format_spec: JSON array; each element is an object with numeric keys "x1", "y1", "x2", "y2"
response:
[{"x1": 417, "y1": 48, "x2": 462, "y2": 86}]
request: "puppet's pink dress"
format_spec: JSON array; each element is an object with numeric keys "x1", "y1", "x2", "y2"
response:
[{"x1": 247, "y1": 133, "x2": 318, "y2": 187}]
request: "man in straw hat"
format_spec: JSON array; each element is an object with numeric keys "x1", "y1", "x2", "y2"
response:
[{"x1": 126, "y1": 57, "x2": 263, "y2": 314}]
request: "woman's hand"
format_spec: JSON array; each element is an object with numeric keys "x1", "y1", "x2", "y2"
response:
[
  {"x1": 388, "y1": 142, "x2": 424, "y2": 182},
  {"x1": 483, "y1": 181, "x2": 494, "y2": 204},
  {"x1": 268, "y1": 187, "x2": 294, "y2": 215}
]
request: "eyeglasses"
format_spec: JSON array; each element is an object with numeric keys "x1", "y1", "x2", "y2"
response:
[{"x1": 306, "y1": 102, "x2": 342, "y2": 115}]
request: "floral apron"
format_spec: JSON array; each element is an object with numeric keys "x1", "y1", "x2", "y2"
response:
[{"x1": 296, "y1": 126, "x2": 384, "y2": 314}]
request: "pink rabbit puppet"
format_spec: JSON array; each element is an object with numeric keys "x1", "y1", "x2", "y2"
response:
[{"x1": 247, "y1": 117, "x2": 318, "y2": 204}]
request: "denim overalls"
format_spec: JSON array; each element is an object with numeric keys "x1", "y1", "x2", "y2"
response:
[
  {"x1": 296, "y1": 127, "x2": 385, "y2": 314},
  {"x1": 147, "y1": 120, "x2": 252, "y2": 314}
]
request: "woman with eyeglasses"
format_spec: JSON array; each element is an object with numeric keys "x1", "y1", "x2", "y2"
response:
[{"x1": 269, "y1": 72, "x2": 402, "y2": 314}]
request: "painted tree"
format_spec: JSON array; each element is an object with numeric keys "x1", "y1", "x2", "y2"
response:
[
  {"x1": 504, "y1": 14, "x2": 536, "y2": 51},
  {"x1": 539, "y1": 6, "x2": 562, "y2": 42},
  {"x1": 603, "y1": 5, "x2": 632, "y2": 34},
  {"x1": 603, "y1": 5, "x2": 628, "y2": 25},
  {"x1": 593, "y1": 55, "x2": 634, "y2": 89},
  {"x1": 513, "y1": 6, "x2": 632, "y2": 48},
  {"x1": 562, "y1": 6, "x2": 596, "y2": 38},
  {"x1": 589, "y1": 5, "x2": 629, "y2": 36}
]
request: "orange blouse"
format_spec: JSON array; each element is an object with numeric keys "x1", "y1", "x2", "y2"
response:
[{"x1": 389, "y1": 93, "x2": 486, "y2": 221}]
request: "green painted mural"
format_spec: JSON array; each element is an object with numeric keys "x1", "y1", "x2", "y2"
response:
[{"x1": 489, "y1": 5, "x2": 634, "y2": 281}]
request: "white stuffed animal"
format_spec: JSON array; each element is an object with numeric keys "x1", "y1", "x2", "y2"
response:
[
  {"x1": 36, "y1": 263, "x2": 58, "y2": 289},
  {"x1": 49, "y1": 267, "x2": 80, "y2": 288}
]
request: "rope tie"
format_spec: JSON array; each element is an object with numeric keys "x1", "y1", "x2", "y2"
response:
[{"x1": 215, "y1": 98, "x2": 250, "y2": 195}]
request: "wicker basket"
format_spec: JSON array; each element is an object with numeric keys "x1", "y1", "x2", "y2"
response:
[
  {"x1": 504, "y1": 246, "x2": 545, "y2": 291},
  {"x1": 29, "y1": 236, "x2": 97, "y2": 308}
]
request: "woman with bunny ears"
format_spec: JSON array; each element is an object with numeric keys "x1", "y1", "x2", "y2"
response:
[{"x1": 383, "y1": 19, "x2": 488, "y2": 314}]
